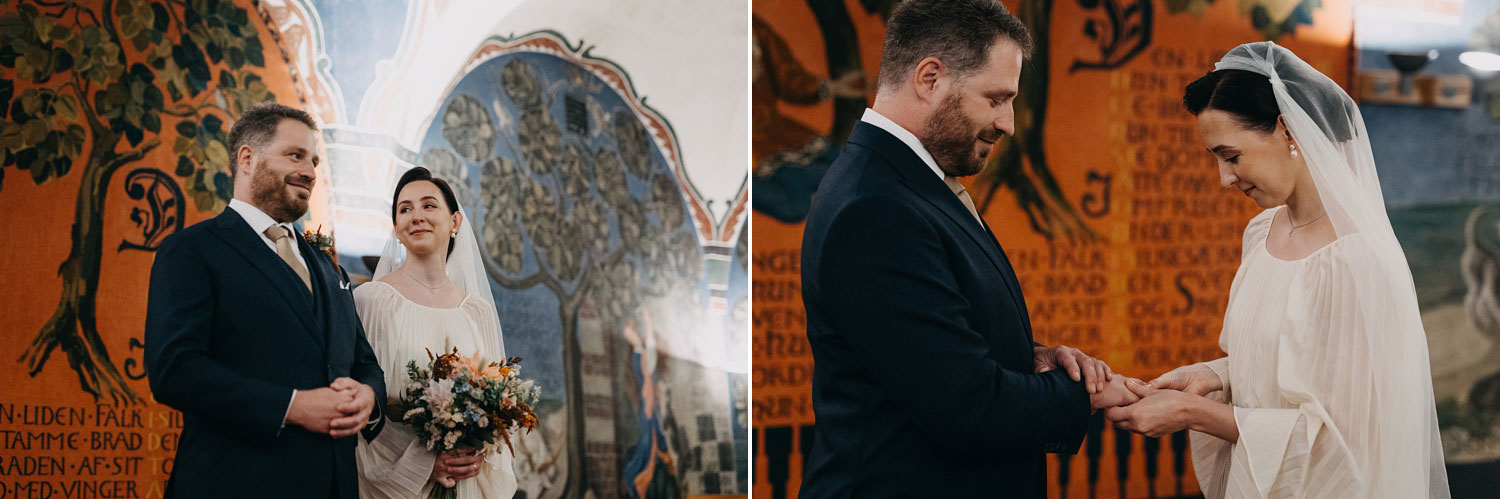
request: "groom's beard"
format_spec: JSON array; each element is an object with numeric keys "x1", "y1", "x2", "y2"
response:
[
  {"x1": 250, "y1": 159, "x2": 312, "y2": 223},
  {"x1": 922, "y1": 92, "x2": 997, "y2": 178}
]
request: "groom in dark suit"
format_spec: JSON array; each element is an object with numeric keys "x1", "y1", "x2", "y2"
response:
[
  {"x1": 799, "y1": 1, "x2": 1139, "y2": 497},
  {"x1": 145, "y1": 103, "x2": 385, "y2": 499}
]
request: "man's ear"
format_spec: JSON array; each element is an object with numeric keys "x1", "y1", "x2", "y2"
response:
[
  {"x1": 913, "y1": 56, "x2": 946, "y2": 102},
  {"x1": 235, "y1": 144, "x2": 255, "y2": 176}
]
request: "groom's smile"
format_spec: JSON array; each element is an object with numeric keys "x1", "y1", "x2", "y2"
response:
[
  {"x1": 976, "y1": 132, "x2": 999, "y2": 158},
  {"x1": 285, "y1": 176, "x2": 313, "y2": 197},
  {"x1": 242, "y1": 119, "x2": 321, "y2": 223}
]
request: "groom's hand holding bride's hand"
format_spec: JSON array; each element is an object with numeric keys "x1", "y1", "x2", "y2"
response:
[
  {"x1": 327, "y1": 377, "x2": 377, "y2": 439},
  {"x1": 1105, "y1": 379, "x2": 1197, "y2": 438},
  {"x1": 1107, "y1": 369, "x2": 1240, "y2": 441},
  {"x1": 1034, "y1": 345, "x2": 1114, "y2": 394},
  {"x1": 1090, "y1": 375, "x2": 1142, "y2": 412}
]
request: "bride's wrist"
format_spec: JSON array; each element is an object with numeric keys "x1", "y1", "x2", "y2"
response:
[
  {"x1": 1181, "y1": 396, "x2": 1208, "y2": 431},
  {"x1": 1184, "y1": 397, "x2": 1235, "y2": 440},
  {"x1": 1192, "y1": 363, "x2": 1223, "y2": 390}
]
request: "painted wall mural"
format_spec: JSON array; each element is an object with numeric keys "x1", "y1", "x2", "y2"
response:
[
  {"x1": 0, "y1": 1, "x2": 747, "y2": 498},
  {"x1": 413, "y1": 34, "x2": 747, "y2": 498},
  {"x1": 0, "y1": 0, "x2": 325, "y2": 496},
  {"x1": 2, "y1": 0, "x2": 276, "y2": 403},
  {"x1": 1356, "y1": 1, "x2": 1500, "y2": 495},
  {"x1": 750, "y1": 0, "x2": 1352, "y2": 498}
]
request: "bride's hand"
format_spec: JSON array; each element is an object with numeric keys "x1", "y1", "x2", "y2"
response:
[
  {"x1": 432, "y1": 450, "x2": 483, "y2": 485},
  {"x1": 1104, "y1": 384, "x2": 1199, "y2": 438},
  {"x1": 430, "y1": 459, "x2": 454, "y2": 487},
  {"x1": 1147, "y1": 363, "x2": 1222, "y2": 396}
]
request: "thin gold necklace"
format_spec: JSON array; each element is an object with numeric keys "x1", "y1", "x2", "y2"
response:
[
  {"x1": 1288, "y1": 211, "x2": 1327, "y2": 234},
  {"x1": 400, "y1": 267, "x2": 449, "y2": 294}
]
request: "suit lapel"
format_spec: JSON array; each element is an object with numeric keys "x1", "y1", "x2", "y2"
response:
[
  {"x1": 984, "y1": 224, "x2": 1034, "y2": 340},
  {"x1": 207, "y1": 209, "x2": 326, "y2": 354},
  {"x1": 297, "y1": 233, "x2": 336, "y2": 352},
  {"x1": 849, "y1": 125, "x2": 1010, "y2": 275},
  {"x1": 849, "y1": 123, "x2": 1034, "y2": 337}
]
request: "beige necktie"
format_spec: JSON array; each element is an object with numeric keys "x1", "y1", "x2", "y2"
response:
[
  {"x1": 264, "y1": 225, "x2": 311, "y2": 291},
  {"x1": 943, "y1": 176, "x2": 984, "y2": 225}
]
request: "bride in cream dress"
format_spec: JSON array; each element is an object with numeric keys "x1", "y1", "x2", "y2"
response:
[
  {"x1": 354, "y1": 166, "x2": 518, "y2": 498},
  {"x1": 1103, "y1": 43, "x2": 1450, "y2": 498}
]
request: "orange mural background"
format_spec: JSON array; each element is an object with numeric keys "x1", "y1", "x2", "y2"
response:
[
  {"x1": 0, "y1": 1, "x2": 328, "y2": 496},
  {"x1": 751, "y1": 1, "x2": 1352, "y2": 498}
]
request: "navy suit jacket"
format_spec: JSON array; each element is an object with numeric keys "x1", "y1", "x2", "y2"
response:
[
  {"x1": 145, "y1": 208, "x2": 385, "y2": 499},
  {"x1": 799, "y1": 122, "x2": 1091, "y2": 498}
]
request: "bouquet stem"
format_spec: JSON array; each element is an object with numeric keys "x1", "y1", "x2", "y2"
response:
[{"x1": 429, "y1": 484, "x2": 457, "y2": 499}]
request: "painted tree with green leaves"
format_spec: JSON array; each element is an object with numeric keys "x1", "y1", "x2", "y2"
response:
[
  {"x1": 0, "y1": 0, "x2": 275, "y2": 403},
  {"x1": 432, "y1": 56, "x2": 702, "y2": 496}
]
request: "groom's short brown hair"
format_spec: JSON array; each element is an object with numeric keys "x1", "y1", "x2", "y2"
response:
[
  {"x1": 877, "y1": 0, "x2": 1032, "y2": 91},
  {"x1": 226, "y1": 102, "x2": 318, "y2": 177}
]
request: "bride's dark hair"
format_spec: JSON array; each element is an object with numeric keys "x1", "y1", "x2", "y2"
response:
[
  {"x1": 1182, "y1": 69, "x2": 1280, "y2": 134},
  {"x1": 1184, "y1": 67, "x2": 1354, "y2": 142},
  {"x1": 391, "y1": 166, "x2": 461, "y2": 257}
]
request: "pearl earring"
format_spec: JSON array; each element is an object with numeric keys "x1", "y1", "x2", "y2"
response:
[{"x1": 1290, "y1": 143, "x2": 1299, "y2": 158}]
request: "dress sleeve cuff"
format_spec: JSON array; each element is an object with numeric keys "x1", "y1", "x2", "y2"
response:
[
  {"x1": 1232, "y1": 406, "x2": 1310, "y2": 496},
  {"x1": 358, "y1": 424, "x2": 437, "y2": 495}
]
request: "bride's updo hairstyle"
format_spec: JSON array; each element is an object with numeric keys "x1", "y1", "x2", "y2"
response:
[
  {"x1": 391, "y1": 166, "x2": 462, "y2": 258},
  {"x1": 1183, "y1": 68, "x2": 1353, "y2": 142},
  {"x1": 1182, "y1": 69, "x2": 1280, "y2": 134}
]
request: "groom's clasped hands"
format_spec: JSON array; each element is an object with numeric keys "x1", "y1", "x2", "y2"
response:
[{"x1": 285, "y1": 377, "x2": 378, "y2": 438}]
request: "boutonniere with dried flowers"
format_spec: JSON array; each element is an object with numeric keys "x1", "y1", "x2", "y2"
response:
[{"x1": 302, "y1": 225, "x2": 339, "y2": 265}]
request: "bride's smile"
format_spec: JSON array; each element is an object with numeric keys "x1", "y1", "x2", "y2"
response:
[{"x1": 394, "y1": 181, "x2": 464, "y2": 259}]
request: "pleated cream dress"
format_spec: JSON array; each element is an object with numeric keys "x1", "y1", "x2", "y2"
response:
[
  {"x1": 353, "y1": 280, "x2": 518, "y2": 498},
  {"x1": 1191, "y1": 208, "x2": 1447, "y2": 498}
]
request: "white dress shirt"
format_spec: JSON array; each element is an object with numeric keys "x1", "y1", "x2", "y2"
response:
[
  {"x1": 860, "y1": 108, "x2": 945, "y2": 182},
  {"x1": 228, "y1": 198, "x2": 307, "y2": 270}
]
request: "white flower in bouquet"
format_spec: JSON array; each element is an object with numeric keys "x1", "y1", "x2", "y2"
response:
[{"x1": 423, "y1": 378, "x2": 456, "y2": 413}]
